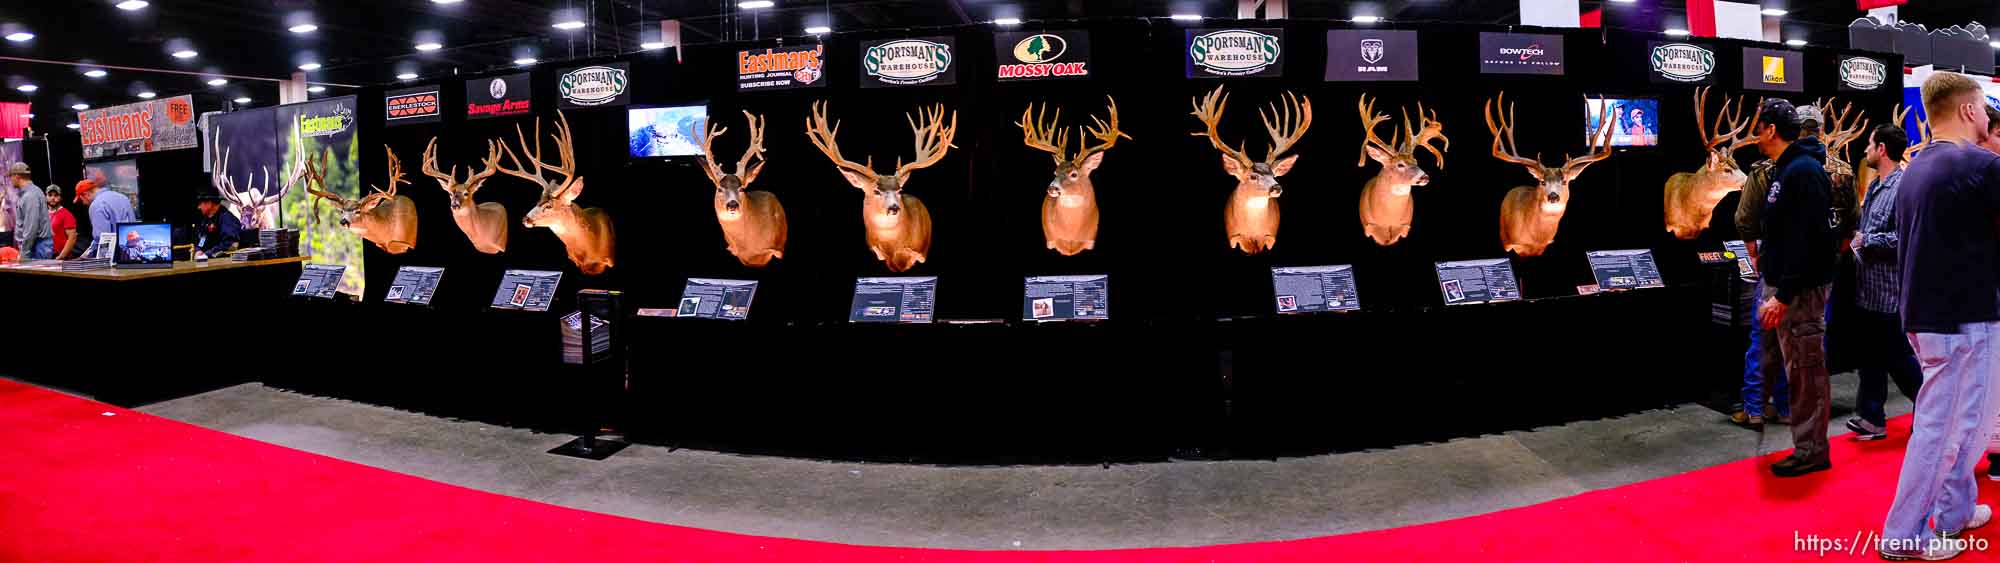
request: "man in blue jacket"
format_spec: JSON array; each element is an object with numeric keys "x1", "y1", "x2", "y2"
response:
[{"x1": 1752, "y1": 99, "x2": 1836, "y2": 478}]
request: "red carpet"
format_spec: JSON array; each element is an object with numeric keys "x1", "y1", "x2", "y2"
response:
[{"x1": 3, "y1": 378, "x2": 1998, "y2": 562}]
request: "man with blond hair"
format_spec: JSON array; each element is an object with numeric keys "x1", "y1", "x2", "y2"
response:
[{"x1": 1880, "y1": 72, "x2": 2000, "y2": 561}]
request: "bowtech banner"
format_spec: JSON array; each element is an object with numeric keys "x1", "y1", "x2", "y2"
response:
[
  {"x1": 79, "y1": 95, "x2": 198, "y2": 159},
  {"x1": 275, "y1": 96, "x2": 366, "y2": 297}
]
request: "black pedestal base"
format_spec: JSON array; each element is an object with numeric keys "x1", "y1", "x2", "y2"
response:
[{"x1": 547, "y1": 437, "x2": 629, "y2": 460}]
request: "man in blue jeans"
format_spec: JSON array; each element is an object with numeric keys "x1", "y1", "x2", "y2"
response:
[
  {"x1": 1845, "y1": 124, "x2": 1920, "y2": 441},
  {"x1": 1734, "y1": 159, "x2": 1790, "y2": 430}
]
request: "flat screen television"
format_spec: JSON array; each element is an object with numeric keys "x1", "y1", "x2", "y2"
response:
[
  {"x1": 113, "y1": 222, "x2": 173, "y2": 269},
  {"x1": 1584, "y1": 97, "x2": 1659, "y2": 147},
  {"x1": 627, "y1": 104, "x2": 709, "y2": 158}
]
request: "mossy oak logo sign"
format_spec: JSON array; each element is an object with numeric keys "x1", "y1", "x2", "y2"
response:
[
  {"x1": 995, "y1": 31, "x2": 1090, "y2": 81},
  {"x1": 1649, "y1": 42, "x2": 1715, "y2": 83},
  {"x1": 861, "y1": 37, "x2": 956, "y2": 87},
  {"x1": 558, "y1": 63, "x2": 631, "y2": 108},
  {"x1": 1188, "y1": 29, "x2": 1283, "y2": 77},
  {"x1": 1839, "y1": 57, "x2": 1887, "y2": 91}
]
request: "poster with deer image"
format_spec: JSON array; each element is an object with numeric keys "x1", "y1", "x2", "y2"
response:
[
  {"x1": 206, "y1": 107, "x2": 280, "y2": 233},
  {"x1": 274, "y1": 96, "x2": 365, "y2": 297}
]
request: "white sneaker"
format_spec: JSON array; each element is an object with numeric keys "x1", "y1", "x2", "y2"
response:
[
  {"x1": 1941, "y1": 505, "x2": 1991, "y2": 539},
  {"x1": 1880, "y1": 539, "x2": 1965, "y2": 561}
]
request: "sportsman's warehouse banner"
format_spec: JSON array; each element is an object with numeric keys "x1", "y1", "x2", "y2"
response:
[{"x1": 79, "y1": 95, "x2": 198, "y2": 159}]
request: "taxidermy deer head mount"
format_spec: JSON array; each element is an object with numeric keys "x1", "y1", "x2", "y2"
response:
[
  {"x1": 804, "y1": 101, "x2": 958, "y2": 273},
  {"x1": 305, "y1": 146, "x2": 420, "y2": 254},
  {"x1": 1355, "y1": 93, "x2": 1449, "y2": 247},
  {"x1": 697, "y1": 110, "x2": 788, "y2": 268},
  {"x1": 421, "y1": 138, "x2": 509, "y2": 254},
  {"x1": 1018, "y1": 96, "x2": 1130, "y2": 256},
  {"x1": 1487, "y1": 92, "x2": 1614, "y2": 257},
  {"x1": 1663, "y1": 85, "x2": 1761, "y2": 240},
  {"x1": 498, "y1": 111, "x2": 615, "y2": 275},
  {"x1": 1189, "y1": 85, "x2": 1312, "y2": 255}
]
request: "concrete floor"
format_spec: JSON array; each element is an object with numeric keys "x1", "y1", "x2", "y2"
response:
[{"x1": 127, "y1": 372, "x2": 1910, "y2": 550}]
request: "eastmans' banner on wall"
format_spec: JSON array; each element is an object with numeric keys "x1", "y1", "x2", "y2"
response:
[
  {"x1": 1648, "y1": 41, "x2": 1717, "y2": 84},
  {"x1": 1188, "y1": 28, "x2": 1284, "y2": 78},
  {"x1": 275, "y1": 96, "x2": 365, "y2": 297},
  {"x1": 466, "y1": 72, "x2": 532, "y2": 120},
  {"x1": 995, "y1": 31, "x2": 1091, "y2": 81},
  {"x1": 1478, "y1": 32, "x2": 1565, "y2": 76},
  {"x1": 79, "y1": 95, "x2": 198, "y2": 159},
  {"x1": 1742, "y1": 47, "x2": 1804, "y2": 93},
  {"x1": 384, "y1": 85, "x2": 441, "y2": 126},
  {"x1": 1838, "y1": 56, "x2": 1890, "y2": 91},
  {"x1": 1325, "y1": 29, "x2": 1418, "y2": 82},
  {"x1": 739, "y1": 44, "x2": 827, "y2": 91},
  {"x1": 557, "y1": 62, "x2": 631, "y2": 108},
  {"x1": 860, "y1": 36, "x2": 957, "y2": 87}
]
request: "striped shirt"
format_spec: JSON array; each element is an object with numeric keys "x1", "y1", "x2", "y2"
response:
[{"x1": 1855, "y1": 167, "x2": 1903, "y2": 314}]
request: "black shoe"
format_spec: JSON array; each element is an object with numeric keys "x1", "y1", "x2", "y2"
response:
[
  {"x1": 1988, "y1": 456, "x2": 2000, "y2": 482},
  {"x1": 1773, "y1": 457, "x2": 1831, "y2": 477}
]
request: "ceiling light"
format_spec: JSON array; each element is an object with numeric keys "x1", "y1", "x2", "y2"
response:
[
  {"x1": 3, "y1": 32, "x2": 32, "y2": 42},
  {"x1": 415, "y1": 42, "x2": 442, "y2": 52},
  {"x1": 1608, "y1": 0, "x2": 1635, "y2": 3},
  {"x1": 1785, "y1": 39, "x2": 1807, "y2": 46},
  {"x1": 1353, "y1": 15, "x2": 1382, "y2": 23},
  {"x1": 1170, "y1": 14, "x2": 1202, "y2": 21},
  {"x1": 137, "y1": 91, "x2": 155, "y2": 99},
  {"x1": 1664, "y1": 28, "x2": 1691, "y2": 36},
  {"x1": 71, "y1": 103, "x2": 89, "y2": 110},
  {"x1": 1991, "y1": 40, "x2": 2000, "y2": 49},
  {"x1": 298, "y1": 63, "x2": 321, "y2": 71},
  {"x1": 1761, "y1": 8, "x2": 1787, "y2": 16},
  {"x1": 431, "y1": 0, "x2": 463, "y2": 3},
  {"x1": 640, "y1": 41, "x2": 666, "y2": 50},
  {"x1": 172, "y1": 50, "x2": 198, "y2": 59},
  {"x1": 14, "y1": 84, "x2": 36, "y2": 93},
  {"x1": 307, "y1": 86, "x2": 326, "y2": 93},
  {"x1": 553, "y1": 21, "x2": 586, "y2": 30},
  {"x1": 739, "y1": 1, "x2": 775, "y2": 9},
  {"x1": 289, "y1": 24, "x2": 318, "y2": 34},
  {"x1": 207, "y1": 78, "x2": 228, "y2": 86},
  {"x1": 514, "y1": 57, "x2": 538, "y2": 65},
  {"x1": 116, "y1": 0, "x2": 149, "y2": 10},
  {"x1": 234, "y1": 97, "x2": 251, "y2": 104},
  {"x1": 993, "y1": 18, "x2": 1022, "y2": 25},
  {"x1": 805, "y1": 26, "x2": 831, "y2": 34},
  {"x1": 396, "y1": 72, "x2": 419, "y2": 80},
  {"x1": 84, "y1": 70, "x2": 108, "y2": 78},
  {"x1": 66, "y1": 123, "x2": 79, "y2": 130}
]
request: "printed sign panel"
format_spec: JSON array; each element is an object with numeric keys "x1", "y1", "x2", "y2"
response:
[
  {"x1": 384, "y1": 86, "x2": 441, "y2": 125},
  {"x1": 1435, "y1": 258, "x2": 1522, "y2": 305},
  {"x1": 1023, "y1": 275, "x2": 1109, "y2": 321},
  {"x1": 1648, "y1": 42, "x2": 1717, "y2": 84},
  {"x1": 1838, "y1": 56, "x2": 1889, "y2": 91},
  {"x1": 79, "y1": 95, "x2": 199, "y2": 159},
  {"x1": 557, "y1": 62, "x2": 631, "y2": 108},
  {"x1": 491, "y1": 269, "x2": 562, "y2": 311},
  {"x1": 1271, "y1": 264, "x2": 1362, "y2": 313},
  {"x1": 1187, "y1": 28, "x2": 1284, "y2": 78},
  {"x1": 1584, "y1": 249, "x2": 1666, "y2": 290},
  {"x1": 1742, "y1": 47, "x2": 1803, "y2": 93},
  {"x1": 738, "y1": 44, "x2": 827, "y2": 91},
  {"x1": 1478, "y1": 32, "x2": 1565, "y2": 76},
  {"x1": 670, "y1": 278, "x2": 758, "y2": 320},
  {"x1": 850, "y1": 276, "x2": 937, "y2": 323},
  {"x1": 995, "y1": 31, "x2": 1091, "y2": 81},
  {"x1": 1325, "y1": 29, "x2": 1418, "y2": 82},
  {"x1": 465, "y1": 72, "x2": 532, "y2": 119},
  {"x1": 860, "y1": 36, "x2": 957, "y2": 88},
  {"x1": 276, "y1": 96, "x2": 365, "y2": 297}
]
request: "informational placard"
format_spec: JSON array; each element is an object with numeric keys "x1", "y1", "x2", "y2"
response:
[
  {"x1": 1187, "y1": 28, "x2": 1284, "y2": 78},
  {"x1": 293, "y1": 264, "x2": 346, "y2": 300},
  {"x1": 490, "y1": 269, "x2": 562, "y2": 312},
  {"x1": 850, "y1": 276, "x2": 936, "y2": 323},
  {"x1": 465, "y1": 72, "x2": 532, "y2": 120},
  {"x1": 1648, "y1": 41, "x2": 1717, "y2": 84},
  {"x1": 738, "y1": 44, "x2": 827, "y2": 91},
  {"x1": 1742, "y1": 47, "x2": 1803, "y2": 93},
  {"x1": 1325, "y1": 29, "x2": 1418, "y2": 82},
  {"x1": 1434, "y1": 258, "x2": 1522, "y2": 305},
  {"x1": 1271, "y1": 264, "x2": 1361, "y2": 314},
  {"x1": 1723, "y1": 240, "x2": 1756, "y2": 279},
  {"x1": 78, "y1": 95, "x2": 199, "y2": 159},
  {"x1": 384, "y1": 85, "x2": 441, "y2": 126},
  {"x1": 1838, "y1": 56, "x2": 1889, "y2": 91},
  {"x1": 1478, "y1": 32, "x2": 1565, "y2": 76},
  {"x1": 1023, "y1": 275, "x2": 1108, "y2": 321},
  {"x1": 384, "y1": 266, "x2": 444, "y2": 305},
  {"x1": 860, "y1": 36, "x2": 957, "y2": 88},
  {"x1": 1584, "y1": 249, "x2": 1666, "y2": 291},
  {"x1": 556, "y1": 62, "x2": 631, "y2": 108},
  {"x1": 995, "y1": 31, "x2": 1091, "y2": 81},
  {"x1": 673, "y1": 278, "x2": 757, "y2": 320}
]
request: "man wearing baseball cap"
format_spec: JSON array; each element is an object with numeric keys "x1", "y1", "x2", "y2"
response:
[
  {"x1": 75, "y1": 178, "x2": 134, "y2": 259},
  {"x1": 7, "y1": 162, "x2": 51, "y2": 259},
  {"x1": 1751, "y1": 98, "x2": 1837, "y2": 478}
]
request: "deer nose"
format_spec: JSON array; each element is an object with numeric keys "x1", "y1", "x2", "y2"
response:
[
  {"x1": 1545, "y1": 191, "x2": 1561, "y2": 204},
  {"x1": 1047, "y1": 183, "x2": 1062, "y2": 198},
  {"x1": 886, "y1": 203, "x2": 901, "y2": 216},
  {"x1": 1267, "y1": 184, "x2": 1284, "y2": 198},
  {"x1": 725, "y1": 200, "x2": 740, "y2": 212}
]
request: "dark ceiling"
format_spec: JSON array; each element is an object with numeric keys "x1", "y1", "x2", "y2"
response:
[{"x1": 2, "y1": 1, "x2": 1996, "y2": 135}]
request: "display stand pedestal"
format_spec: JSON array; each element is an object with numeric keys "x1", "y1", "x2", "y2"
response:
[
  {"x1": 547, "y1": 435, "x2": 628, "y2": 460},
  {"x1": 547, "y1": 289, "x2": 629, "y2": 461}
]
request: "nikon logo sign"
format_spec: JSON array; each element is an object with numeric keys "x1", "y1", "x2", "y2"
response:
[
  {"x1": 557, "y1": 62, "x2": 631, "y2": 108},
  {"x1": 1650, "y1": 42, "x2": 1715, "y2": 83}
]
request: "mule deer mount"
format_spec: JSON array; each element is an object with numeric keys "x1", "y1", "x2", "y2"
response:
[
  {"x1": 697, "y1": 110, "x2": 788, "y2": 268},
  {"x1": 305, "y1": 145, "x2": 420, "y2": 254},
  {"x1": 1189, "y1": 85, "x2": 1312, "y2": 255},
  {"x1": 1812, "y1": 97, "x2": 1870, "y2": 200},
  {"x1": 1663, "y1": 86, "x2": 1761, "y2": 240},
  {"x1": 210, "y1": 126, "x2": 313, "y2": 230},
  {"x1": 1355, "y1": 94, "x2": 1449, "y2": 247},
  {"x1": 805, "y1": 101, "x2": 958, "y2": 273},
  {"x1": 1486, "y1": 93, "x2": 1615, "y2": 257},
  {"x1": 498, "y1": 111, "x2": 615, "y2": 275},
  {"x1": 421, "y1": 138, "x2": 510, "y2": 254},
  {"x1": 1018, "y1": 96, "x2": 1130, "y2": 256}
]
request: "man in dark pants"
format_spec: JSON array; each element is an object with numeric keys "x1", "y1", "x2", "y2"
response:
[
  {"x1": 1752, "y1": 99, "x2": 1836, "y2": 478},
  {"x1": 1845, "y1": 124, "x2": 1920, "y2": 441}
]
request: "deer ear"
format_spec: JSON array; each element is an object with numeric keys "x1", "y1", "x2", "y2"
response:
[
  {"x1": 742, "y1": 160, "x2": 766, "y2": 185},
  {"x1": 1221, "y1": 155, "x2": 1248, "y2": 179},
  {"x1": 560, "y1": 177, "x2": 585, "y2": 204},
  {"x1": 1363, "y1": 145, "x2": 1392, "y2": 164},
  {"x1": 840, "y1": 170, "x2": 872, "y2": 190},
  {"x1": 1270, "y1": 154, "x2": 1300, "y2": 177},
  {"x1": 1080, "y1": 151, "x2": 1106, "y2": 174}
]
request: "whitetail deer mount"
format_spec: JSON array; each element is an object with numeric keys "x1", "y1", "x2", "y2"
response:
[
  {"x1": 210, "y1": 126, "x2": 312, "y2": 230},
  {"x1": 1189, "y1": 85, "x2": 1312, "y2": 255},
  {"x1": 1018, "y1": 96, "x2": 1130, "y2": 256},
  {"x1": 805, "y1": 101, "x2": 957, "y2": 272},
  {"x1": 498, "y1": 111, "x2": 615, "y2": 275},
  {"x1": 305, "y1": 146, "x2": 419, "y2": 254},
  {"x1": 1663, "y1": 86, "x2": 1761, "y2": 240},
  {"x1": 1486, "y1": 93, "x2": 1615, "y2": 257},
  {"x1": 1355, "y1": 94, "x2": 1448, "y2": 247},
  {"x1": 1813, "y1": 97, "x2": 1870, "y2": 200},
  {"x1": 697, "y1": 110, "x2": 788, "y2": 268},
  {"x1": 422, "y1": 138, "x2": 510, "y2": 254}
]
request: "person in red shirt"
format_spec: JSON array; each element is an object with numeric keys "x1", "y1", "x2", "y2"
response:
[{"x1": 46, "y1": 185, "x2": 76, "y2": 260}]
